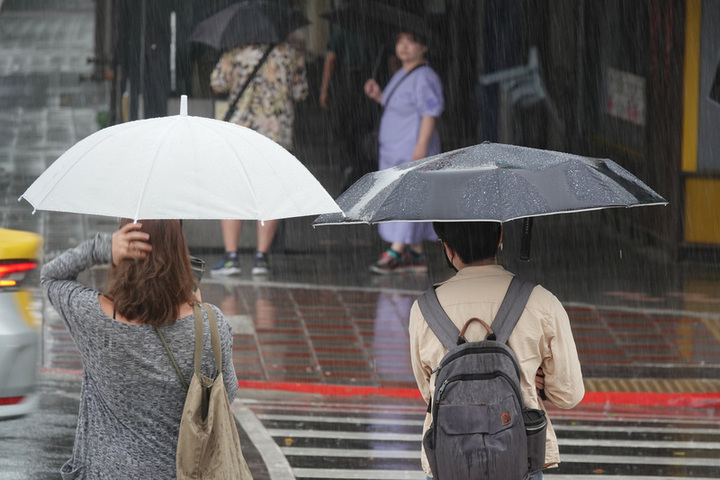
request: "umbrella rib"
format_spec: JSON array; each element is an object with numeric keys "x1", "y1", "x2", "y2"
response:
[
  {"x1": 132, "y1": 118, "x2": 179, "y2": 221},
  {"x1": 200, "y1": 121, "x2": 267, "y2": 219},
  {"x1": 202, "y1": 120, "x2": 336, "y2": 219},
  {"x1": 350, "y1": 170, "x2": 409, "y2": 222},
  {"x1": 21, "y1": 124, "x2": 140, "y2": 210}
]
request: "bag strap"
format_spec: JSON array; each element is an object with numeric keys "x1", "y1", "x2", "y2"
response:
[
  {"x1": 491, "y1": 277, "x2": 535, "y2": 344},
  {"x1": 223, "y1": 44, "x2": 275, "y2": 122},
  {"x1": 418, "y1": 287, "x2": 459, "y2": 351},
  {"x1": 154, "y1": 302, "x2": 224, "y2": 391},
  {"x1": 155, "y1": 324, "x2": 189, "y2": 391},
  {"x1": 382, "y1": 63, "x2": 426, "y2": 109},
  {"x1": 418, "y1": 276, "x2": 535, "y2": 349},
  {"x1": 193, "y1": 302, "x2": 223, "y2": 376}
]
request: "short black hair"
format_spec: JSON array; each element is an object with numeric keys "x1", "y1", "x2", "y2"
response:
[
  {"x1": 433, "y1": 222, "x2": 502, "y2": 264},
  {"x1": 397, "y1": 28, "x2": 429, "y2": 47}
]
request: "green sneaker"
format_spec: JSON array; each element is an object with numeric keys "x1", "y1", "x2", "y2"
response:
[{"x1": 369, "y1": 249, "x2": 404, "y2": 274}]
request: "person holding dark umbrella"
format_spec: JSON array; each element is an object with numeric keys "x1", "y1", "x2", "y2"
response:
[
  {"x1": 199, "y1": 1, "x2": 309, "y2": 277},
  {"x1": 410, "y1": 221, "x2": 585, "y2": 479}
]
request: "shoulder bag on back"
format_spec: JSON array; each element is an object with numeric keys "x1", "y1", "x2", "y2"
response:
[{"x1": 156, "y1": 303, "x2": 253, "y2": 479}]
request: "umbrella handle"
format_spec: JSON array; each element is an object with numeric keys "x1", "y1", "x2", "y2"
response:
[
  {"x1": 371, "y1": 44, "x2": 385, "y2": 79},
  {"x1": 520, "y1": 217, "x2": 533, "y2": 261}
]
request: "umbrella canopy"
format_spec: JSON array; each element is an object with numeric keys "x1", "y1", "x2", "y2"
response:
[
  {"x1": 320, "y1": 0, "x2": 431, "y2": 47},
  {"x1": 313, "y1": 142, "x2": 667, "y2": 226},
  {"x1": 190, "y1": 0, "x2": 310, "y2": 50},
  {"x1": 20, "y1": 96, "x2": 341, "y2": 222}
]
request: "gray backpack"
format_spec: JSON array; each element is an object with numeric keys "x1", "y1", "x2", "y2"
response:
[{"x1": 418, "y1": 277, "x2": 547, "y2": 480}]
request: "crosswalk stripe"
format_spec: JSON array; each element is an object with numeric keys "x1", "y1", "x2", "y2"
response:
[
  {"x1": 560, "y1": 453, "x2": 720, "y2": 467},
  {"x1": 557, "y1": 438, "x2": 719, "y2": 449},
  {"x1": 292, "y1": 468, "x2": 425, "y2": 479},
  {"x1": 258, "y1": 413, "x2": 422, "y2": 426},
  {"x1": 267, "y1": 429, "x2": 420, "y2": 442},
  {"x1": 258, "y1": 413, "x2": 720, "y2": 438},
  {"x1": 234, "y1": 406, "x2": 294, "y2": 480},
  {"x1": 268, "y1": 427, "x2": 720, "y2": 452},
  {"x1": 544, "y1": 476, "x2": 720, "y2": 480},
  {"x1": 282, "y1": 447, "x2": 417, "y2": 459},
  {"x1": 556, "y1": 424, "x2": 720, "y2": 435}
]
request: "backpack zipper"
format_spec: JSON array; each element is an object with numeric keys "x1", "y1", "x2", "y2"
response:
[
  {"x1": 434, "y1": 345, "x2": 521, "y2": 379},
  {"x1": 437, "y1": 371, "x2": 523, "y2": 406}
]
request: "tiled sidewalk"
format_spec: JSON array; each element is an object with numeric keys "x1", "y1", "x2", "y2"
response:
[
  {"x1": 201, "y1": 280, "x2": 720, "y2": 394},
  {"x1": 40, "y1": 268, "x2": 720, "y2": 398}
]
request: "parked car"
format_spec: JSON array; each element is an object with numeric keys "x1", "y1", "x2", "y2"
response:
[{"x1": 0, "y1": 228, "x2": 42, "y2": 419}]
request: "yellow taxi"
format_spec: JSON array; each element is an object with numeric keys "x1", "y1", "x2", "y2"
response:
[{"x1": 0, "y1": 228, "x2": 42, "y2": 418}]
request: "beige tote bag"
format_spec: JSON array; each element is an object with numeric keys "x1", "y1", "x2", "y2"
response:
[{"x1": 158, "y1": 303, "x2": 252, "y2": 479}]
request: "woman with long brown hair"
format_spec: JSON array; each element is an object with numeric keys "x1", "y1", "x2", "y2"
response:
[{"x1": 41, "y1": 219, "x2": 238, "y2": 479}]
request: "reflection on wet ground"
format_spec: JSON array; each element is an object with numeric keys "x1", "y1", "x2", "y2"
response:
[
  {"x1": 198, "y1": 275, "x2": 720, "y2": 393},
  {"x1": 42, "y1": 245, "x2": 720, "y2": 397}
]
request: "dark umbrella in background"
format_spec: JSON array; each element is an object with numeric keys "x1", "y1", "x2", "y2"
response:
[
  {"x1": 313, "y1": 142, "x2": 668, "y2": 259},
  {"x1": 189, "y1": 0, "x2": 310, "y2": 122},
  {"x1": 190, "y1": 0, "x2": 310, "y2": 50},
  {"x1": 320, "y1": 0, "x2": 431, "y2": 78}
]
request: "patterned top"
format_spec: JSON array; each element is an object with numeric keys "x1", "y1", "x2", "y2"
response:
[
  {"x1": 211, "y1": 42, "x2": 308, "y2": 151},
  {"x1": 41, "y1": 234, "x2": 238, "y2": 480}
]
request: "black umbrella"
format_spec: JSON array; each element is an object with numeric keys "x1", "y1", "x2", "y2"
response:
[
  {"x1": 314, "y1": 143, "x2": 667, "y2": 225},
  {"x1": 320, "y1": 0, "x2": 431, "y2": 47},
  {"x1": 190, "y1": 0, "x2": 310, "y2": 50},
  {"x1": 313, "y1": 142, "x2": 668, "y2": 260}
]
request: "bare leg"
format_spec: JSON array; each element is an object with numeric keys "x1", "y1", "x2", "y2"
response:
[
  {"x1": 221, "y1": 219, "x2": 242, "y2": 252},
  {"x1": 256, "y1": 220, "x2": 279, "y2": 253},
  {"x1": 390, "y1": 242, "x2": 405, "y2": 253},
  {"x1": 408, "y1": 242, "x2": 423, "y2": 254}
]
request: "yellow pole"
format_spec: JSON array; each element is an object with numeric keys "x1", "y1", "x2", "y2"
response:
[{"x1": 681, "y1": 0, "x2": 701, "y2": 173}]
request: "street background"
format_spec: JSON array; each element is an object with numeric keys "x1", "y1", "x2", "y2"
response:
[{"x1": 1, "y1": 1, "x2": 719, "y2": 479}]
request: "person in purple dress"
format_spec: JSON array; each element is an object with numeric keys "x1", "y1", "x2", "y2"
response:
[{"x1": 364, "y1": 29, "x2": 444, "y2": 274}]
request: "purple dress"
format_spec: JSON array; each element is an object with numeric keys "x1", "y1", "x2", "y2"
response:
[{"x1": 377, "y1": 64, "x2": 444, "y2": 244}]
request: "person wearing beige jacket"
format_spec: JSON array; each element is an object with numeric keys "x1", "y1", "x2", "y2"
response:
[{"x1": 409, "y1": 221, "x2": 585, "y2": 479}]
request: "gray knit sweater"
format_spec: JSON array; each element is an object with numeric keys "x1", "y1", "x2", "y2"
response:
[{"x1": 41, "y1": 234, "x2": 238, "y2": 479}]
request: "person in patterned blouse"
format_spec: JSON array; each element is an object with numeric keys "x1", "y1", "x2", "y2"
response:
[{"x1": 210, "y1": 42, "x2": 308, "y2": 276}]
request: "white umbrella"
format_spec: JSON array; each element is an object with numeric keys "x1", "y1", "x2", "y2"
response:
[{"x1": 20, "y1": 96, "x2": 341, "y2": 222}]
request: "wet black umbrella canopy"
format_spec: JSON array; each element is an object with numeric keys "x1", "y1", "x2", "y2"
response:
[{"x1": 190, "y1": 0, "x2": 310, "y2": 50}]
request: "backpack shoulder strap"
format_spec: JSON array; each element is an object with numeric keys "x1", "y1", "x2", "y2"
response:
[
  {"x1": 490, "y1": 276, "x2": 535, "y2": 344},
  {"x1": 418, "y1": 286, "x2": 459, "y2": 350}
]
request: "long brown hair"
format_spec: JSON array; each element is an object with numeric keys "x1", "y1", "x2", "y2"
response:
[{"x1": 105, "y1": 219, "x2": 196, "y2": 326}]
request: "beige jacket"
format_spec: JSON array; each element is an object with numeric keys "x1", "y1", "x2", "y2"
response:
[{"x1": 409, "y1": 264, "x2": 585, "y2": 476}]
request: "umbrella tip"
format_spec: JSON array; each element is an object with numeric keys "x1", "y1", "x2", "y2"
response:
[{"x1": 180, "y1": 95, "x2": 188, "y2": 116}]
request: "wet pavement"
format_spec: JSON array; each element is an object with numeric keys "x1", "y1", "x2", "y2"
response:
[{"x1": 2, "y1": 0, "x2": 720, "y2": 478}]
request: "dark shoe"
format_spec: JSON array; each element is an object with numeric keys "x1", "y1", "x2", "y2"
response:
[
  {"x1": 251, "y1": 251, "x2": 270, "y2": 276},
  {"x1": 211, "y1": 252, "x2": 241, "y2": 276},
  {"x1": 369, "y1": 249, "x2": 404, "y2": 274},
  {"x1": 404, "y1": 247, "x2": 428, "y2": 273}
]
